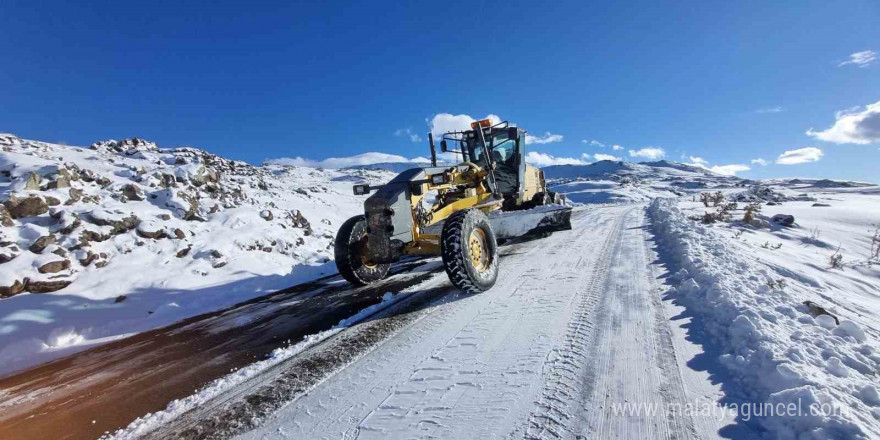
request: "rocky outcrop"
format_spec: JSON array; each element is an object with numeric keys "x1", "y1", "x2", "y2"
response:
[
  {"x1": 121, "y1": 183, "x2": 145, "y2": 201},
  {"x1": 0, "y1": 204, "x2": 13, "y2": 226},
  {"x1": 3, "y1": 195, "x2": 49, "y2": 218},
  {"x1": 24, "y1": 279, "x2": 72, "y2": 293},
  {"x1": 0, "y1": 279, "x2": 25, "y2": 298},
  {"x1": 38, "y1": 259, "x2": 71, "y2": 274},
  {"x1": 29, "y1": 235, "x2": 57, "y2": 253}
]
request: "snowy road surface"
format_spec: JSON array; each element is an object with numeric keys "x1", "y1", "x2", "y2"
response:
[{"x1": 129, "y1": 205, "x2": 739, "y2": 440}]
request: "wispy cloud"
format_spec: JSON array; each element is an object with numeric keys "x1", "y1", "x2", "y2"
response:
[
  {"x1": 525, "y1": 132, "x2": 564, "y2": 144},
  {"x1": 806, "y1": 100, "x2": 880, "y2": 144},
  {"x1": 776, "y1": 147, "x2": 823, "y2": 165},
  {"x1": 756, "y1": 106, "x2": 784, "y2": 114},
  {"x1": 707, "y1": 164, "x2": 750, "y2": 176},
  {"x1": 685, "y1": 156, "x2": 750, "y2": 176},
  {"x1": 394, "y1": 128, "x2": 423, "y2": 143},
  {"x1": 611, "y1": 144, "x2": 624, "y2": 151},
  {"x1": 525, "y1": 151, "x2": 586, "y2": 166},
  {"x1": 628, "y1": 147, "x2": 666, "y2": 160},
  {"x1": 583, "y1": 139, "x2": 605, "y2": 147},
  {"x1": 593, "y1": 153, "x2": 621, "y2": 161},
  {"x1": 688, "y1": 156, "x2": 708, "y2": 166},
  {"x1": 838, "y1": 50, "x2": 876, "y2": 68},
  {"x1": 428, "y1": 113, "x2": 501, "y2": 141},
  {"x1": 751, "y1": 158, "x2": 768, "y2": 166}
]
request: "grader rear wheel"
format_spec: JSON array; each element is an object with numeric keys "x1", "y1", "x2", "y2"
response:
[{"x1": 440, "y1": 209, "x2": 499, "y2": 293}]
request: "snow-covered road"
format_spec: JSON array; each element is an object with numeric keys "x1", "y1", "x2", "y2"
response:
[{"x1": 140, "y1": 205, "x2": 730, "y2": 440}]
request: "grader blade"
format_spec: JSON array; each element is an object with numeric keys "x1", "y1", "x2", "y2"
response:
[{"x1": 487, "y1": 205, "x2": 573, "y2": 240}]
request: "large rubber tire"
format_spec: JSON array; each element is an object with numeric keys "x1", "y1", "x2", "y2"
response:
[
  {"x1": 334, "y1": 215, "x2": 390, "y2": 286},
  {"x1": 440, "y1": 209, "x2": 500, "y2": 293}
]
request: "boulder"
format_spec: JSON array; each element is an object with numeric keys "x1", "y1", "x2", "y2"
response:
[
  {"x1": 0, "y1": 279, "x2": 25, "y2": 298},
  {"x1": 121, "y1": 183, "x2": 145, "y2": 201},
  {"x1": 0, "y1": 204, "x2": 13, "y2": 226},
  {"x1": 812, "y1": 203, "x2": 831, "y2": 207},
  {"x1": 65, "y1": 188, "x2": 84, "y2": 205},
  {"x1": 38, "y1": 259, "x2": 71, "y2": 274},
  {"x1": 87, "y1": 210, "x2": 140, "y2": 234},
  {"x1": 136, "y1": 220, "x2": 165, "y2": 239},
  {"x1": 288, "y1": 210, "x2": 313, "y2": 236},
  {"x1": 46, "y1": 169, "x2": 72, "y2": 189},
  {"x1": 173, "y1": 228, "x2": 186, "y2": 239},
  {"x1": 191, "y1": 165, "x2": 219, "y2": 186},
  {"x1": 44, "y1": 196, "x2": 61, "y2": 206},
  {"x1": 176, "y1": 245, "x2": 192, "y2": 258},
  {"x1": 3, "y1": 195, "x2": 49, "y2": 218},
  {"x1": 771, "y1": 214, "x2": 795, "y2": 227},
  {"x1": 24, "y1": 172, "x2": 41, "y2": 190},
  {"x1": 24, "y1": 279, "x2": 72, "y2": 293},
  {"x1": 29, "y1": 235, "x2": 57, "y2": 253},
  {"x1": 260, "y1": 210, "x2": 274, "y2": 221}
]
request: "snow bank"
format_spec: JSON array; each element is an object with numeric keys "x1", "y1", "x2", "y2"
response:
[{"x1": 649, "y1": 198, "x2": 879, "y2": 439}]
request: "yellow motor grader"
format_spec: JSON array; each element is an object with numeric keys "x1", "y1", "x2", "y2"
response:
[{"x1": 335, "y1": 119, "x2": 571, "y2": 293}]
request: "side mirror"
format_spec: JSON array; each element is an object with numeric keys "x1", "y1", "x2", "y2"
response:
[
  {"x1": 507, "y1": 127, "x2": 519, "y2": 141},
  {"x1": 353, "y1": 184, "x2": 371, "y2": 195},
  {"x1": 440, "y1": 140, "x2": 448, "y2": 152}
]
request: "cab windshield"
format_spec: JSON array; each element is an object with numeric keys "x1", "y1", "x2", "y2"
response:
[{"x1": 466, "y1": 131, "x2": 515, "y2": 167}]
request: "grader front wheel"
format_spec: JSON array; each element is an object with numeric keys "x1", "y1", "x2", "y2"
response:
[
  {"x1": 334, "y1": 215, "x2": 390, "y2": 286},
  {"x1": 440, "y1": 209, "x2": 499, "y2": 293}
]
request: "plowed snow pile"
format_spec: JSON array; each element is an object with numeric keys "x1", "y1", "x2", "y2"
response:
[
  {"x1": 650, "y1": 198, "x2": 880, "y2": 439},
  {"x1": 0, "y1": 134, "x2": 391, "y2": 375}
]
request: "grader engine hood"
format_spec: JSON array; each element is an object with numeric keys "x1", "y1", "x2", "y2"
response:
[{"x1": 362, "y1": 166, "x2": 453, "y2": 263}]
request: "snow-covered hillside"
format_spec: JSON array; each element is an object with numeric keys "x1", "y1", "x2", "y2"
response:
[
  {"x1": 0, "y1": 134, "x2": 392, "y2": 374},
  {"x1": 545, "y1": 159, "x2": 747, "y2": 204}
]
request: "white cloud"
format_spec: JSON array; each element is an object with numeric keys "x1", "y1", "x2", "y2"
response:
[
  {"x1": 756, "y1": 106, "x2": 784, "y2": 114},
  {"x1": 593, "y1": 153, "x2": 621, "y2": 161},
  {"x1": 584, "y1": 139, "x2": 605, "y2": 147},
  {"x1": 628, "y1": 147, "x2": 666, "y2": 160},
  {"x1": 688, "y1": 156, "x2": 708, "y2": 166},
  {"x1": 525, "y1": 132, "x2": 564, "y2": 145},
  {"x1": 775, "y1": 147, "x2": 823, "y2": 165},
  {"x1": 838, "y1": 50, "x2": 877, "y2": 68},
  {"x1": 751, "y1": 158, "x2": 768, "y2": 166},
  {"x1": 611, "y1": 144, "x2": 624, "y2": 151},
  {"x1": 806, "y1": 100, "x2": 880, "y2": 144},
  {"x1": 428, "y1": 113, "x2": 501, "y2": 142},
  {"x1": 394, "y1": 128, "x2": 423, "y2": 143},
  {"x1": 684, "y1": 157, "x2": 750, "y2": 176},
  {"x1": 266, "y1": 152, "x2": 427, "y2": 169},
  {"x1": 524, "y1": 151, "x2": 588, "y2": 167},
  {"x1": 707, "y1": 164, "x2": 750, "y2": 176}
]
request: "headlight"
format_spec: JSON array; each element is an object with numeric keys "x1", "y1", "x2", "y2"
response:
[{"x1": 430, "y1": 173, "x2": 449, "y2": 185}]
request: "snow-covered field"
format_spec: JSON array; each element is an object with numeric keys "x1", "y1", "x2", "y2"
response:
[
  {"x1": 2, "y1": 134, "x2": 879, "y2": 440},
  {"x1": 0, "y1": 134, "x2": 392, "y2": 375}
]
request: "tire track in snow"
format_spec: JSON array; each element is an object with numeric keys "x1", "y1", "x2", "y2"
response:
[{"x1": 523, "y1": 206, "x2": 697, "y2": 440}]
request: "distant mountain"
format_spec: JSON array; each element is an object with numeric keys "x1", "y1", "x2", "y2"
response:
[
  {"x1": 541, "y1": 160, "x2": 726, "y2": 181},
  {"x1": 344, "y1": 161, "x2": 451, "y2": 174}
]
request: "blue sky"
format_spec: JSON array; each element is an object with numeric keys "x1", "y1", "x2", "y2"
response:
[{"x1": 1, "y1": 0, "x2": 878, "y2": 181}]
